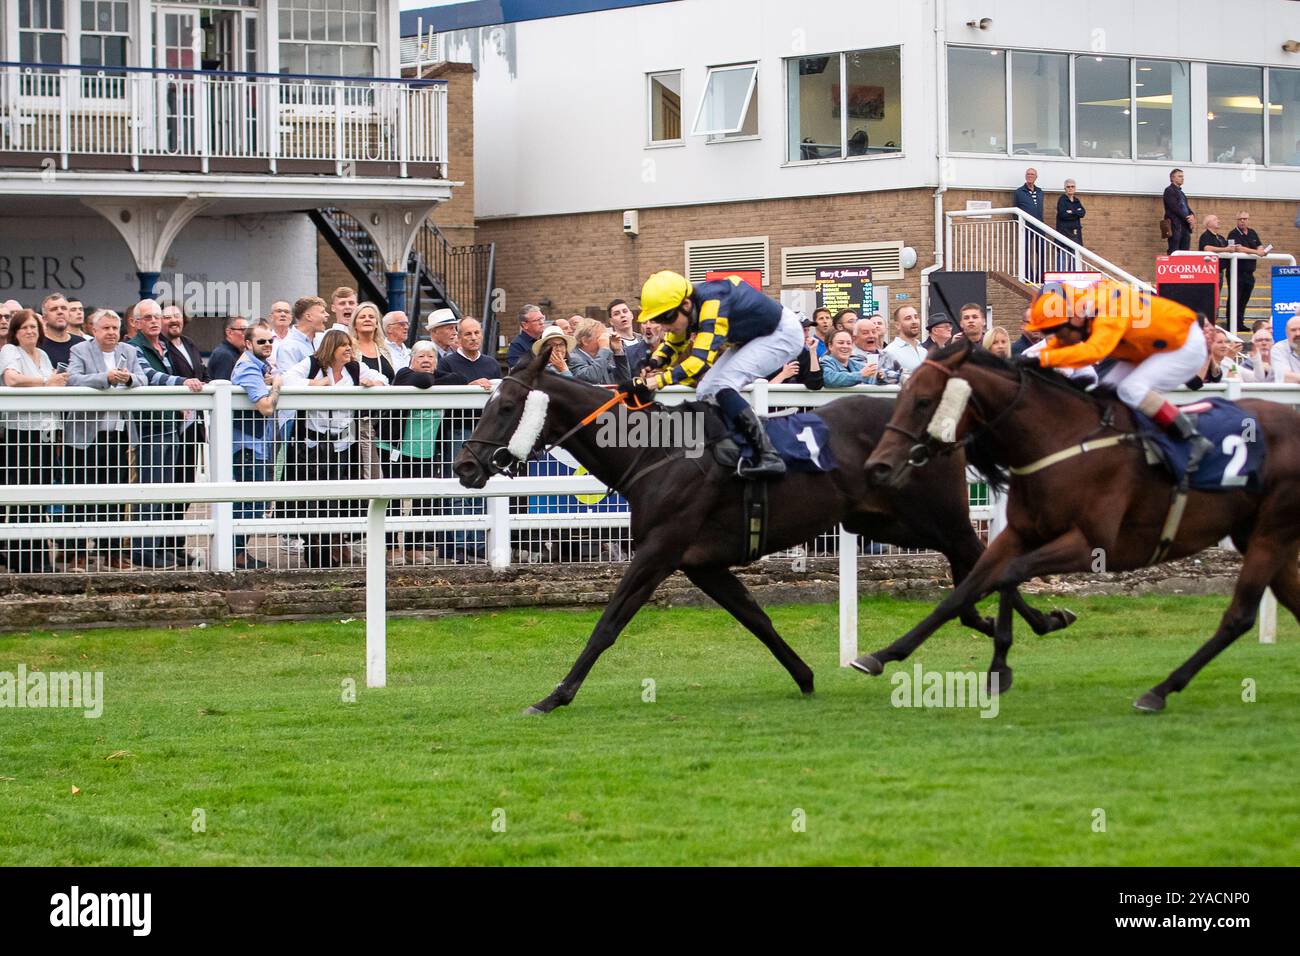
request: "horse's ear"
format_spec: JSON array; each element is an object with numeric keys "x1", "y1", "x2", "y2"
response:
[{"x1": 519, "y1": 347, "x2": 549, "y2": 384}]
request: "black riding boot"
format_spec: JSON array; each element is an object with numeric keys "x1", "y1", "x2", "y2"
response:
[
  {"x1": 732, "y1": 405, "x2": 786, "y2": 479},
  {"x1": 1166, "y1": 411, "x2": 1215, "y2": 483}
]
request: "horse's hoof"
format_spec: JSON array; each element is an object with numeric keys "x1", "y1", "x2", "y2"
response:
[
  {"x1": 986, "y1": 669, "x2": 1012, "y2": 696},
  {"x1": 800, "y1": 684, "x2": 816, "y2": 697},
  {"x1": 1133, "y1": 691, "x2": 1166, "y2": 713},
  {"x1": 1051, "y1": 609, "x2": 1078, "y2": 631},
  {"x1": 850, "y1": 655, "x2": 883, "y2": 676},
  {"x1": 522, "y1": 703, "x2": 549, "y2": 716}
]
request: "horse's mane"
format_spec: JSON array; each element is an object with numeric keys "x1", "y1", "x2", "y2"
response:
[{"x1": 928, "y1": 341, "x2": 1115, "y2": 493}]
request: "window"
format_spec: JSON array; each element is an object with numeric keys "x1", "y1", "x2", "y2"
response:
[
  {"x1": 948, "y1": 47, "x2": 1006, "y2": 153},
  {"x1": 1136, "y1": 59, "x2": 1190, "y2": 161},
  {"x1": 20, "y1": 0, "x2": 66, "y2": 65},
  {"x1": 1269, "y1": 67, "x2": 1300, "y2": 167},
  {"x1": 787, "y1": 47, "x2": 901, "y2": 162},
  {"x1": 1208, "y1": 65, "x2": 1263, "y2": 164},
  {"x1": 279, "y1": 0, "x2": 378, "y2": 76},
  {"x1": 1075, "y1": 55, "x2": 1131, "y2": 159},
  {"x1": 1011, "y1": 51, "x2": 1069, "y2": 156},
  {"x1": 79, "y1": 0, "x2": 128, "y2": 97},
  {"x1": 691, "y1": 64, "x2": 757, "y2": 138},
  {"x1": 648, "y1": 71, "x2": 683, "y2": 145}
]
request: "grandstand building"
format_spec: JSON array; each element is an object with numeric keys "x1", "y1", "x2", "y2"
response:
[
  {"x1": 0, "y1": 0, "x2": 484, "y2": 349},
  {"x1": 410, "y1": 0, "x2": 1300, "y2": 331}
]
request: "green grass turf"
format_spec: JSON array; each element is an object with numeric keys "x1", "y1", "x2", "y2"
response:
[{"x1": 0, "y1": 596, "x2": 1297, "y2": 866}]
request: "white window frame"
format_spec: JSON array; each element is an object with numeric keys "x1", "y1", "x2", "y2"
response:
[
  {"x1": 690, "y1": 62, "x2": 757, "y2": 137},
  {"x1": 646, "y1": 69, "x2": 684, "y2": 148},
  {"x1": 784, "y1": 46, "x2": 904, "y2": 164},
  {"x1": 1205, "y1": 63, "x2": 1265, "y2": 168}
]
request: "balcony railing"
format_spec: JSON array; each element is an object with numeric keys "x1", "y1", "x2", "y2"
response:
[{"x1": 0, "y1": 62, "x2": 448, "y2": 178}]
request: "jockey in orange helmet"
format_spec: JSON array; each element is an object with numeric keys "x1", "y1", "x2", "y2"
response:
[{"x1": 1022, "y1": 280, "x2": 1214, "y2": 473}]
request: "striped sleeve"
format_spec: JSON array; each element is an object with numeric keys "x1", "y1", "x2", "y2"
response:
[{"x1": 657, "y1": 298, "x2": 729, "y2": 387}]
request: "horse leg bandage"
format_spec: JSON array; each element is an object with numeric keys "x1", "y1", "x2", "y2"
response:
[
  {"x1": 926, "y1": 378, "x2": 972, "y2": 444},
  {"x1": 507, "y1": 390, "x2": 550, "y2": 459}
]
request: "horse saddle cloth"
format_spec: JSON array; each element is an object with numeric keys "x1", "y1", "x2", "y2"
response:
[
  {"x1": 1136, "y1": 398, "x2": 1265, "y2": 492},
  {"x1": 691, "y1": 402, "x2": 837, "y2": 474}
]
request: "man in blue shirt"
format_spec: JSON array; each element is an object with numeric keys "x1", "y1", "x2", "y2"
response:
[
  {"x1": 1013, "y1": 167, "x2": 1046, "y2": 283},
  {"x1": 230, "y1": 321, "x2": 280, "y2": 570},
  {"x1": 507, "y1": 304, "x2": 546, "y2": 371}
]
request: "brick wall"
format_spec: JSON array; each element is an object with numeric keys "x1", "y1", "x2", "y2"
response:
[
  {"x1": 477, "y1": 183, "x2": 1298, "y2": 339},
  {"x1": 477, "y1": 187, "x2": 937, "y2": 338}
]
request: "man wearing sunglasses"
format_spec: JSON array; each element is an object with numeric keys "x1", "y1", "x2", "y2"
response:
[{"x1": 229, "y1": 321, "x2": 281, "y2": 570}]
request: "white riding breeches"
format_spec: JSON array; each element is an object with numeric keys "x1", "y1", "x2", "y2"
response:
[
  {"x1": 695, "y1": 307, "x2": 805, "y2": 401},
  {"x1": 1100, "y1": 327, "x2": 1207, "y2": 408}
]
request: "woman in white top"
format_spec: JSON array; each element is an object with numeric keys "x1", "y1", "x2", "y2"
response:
[
  {"x1": 281, "y1": 329, "x2": 383, "y2": 568},
  {"x1": 0, "y1": 309, "x2": 68, "y2": 573}
]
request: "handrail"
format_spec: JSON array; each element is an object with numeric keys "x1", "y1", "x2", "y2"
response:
[
  {"x1": 947, "y1": 207, "x2": 1156, "y2": 293},
  {"x1": 1171, "y1": 250, "x2": 1297, "y2": 334}
]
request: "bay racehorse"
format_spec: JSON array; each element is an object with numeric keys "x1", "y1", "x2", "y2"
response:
[
  {"x1": 861, "y1": 338, "x2": 1300, "y2": 711},
  {"x1": 453, "y1": 348, "x2": 1074, "y2": 714}
]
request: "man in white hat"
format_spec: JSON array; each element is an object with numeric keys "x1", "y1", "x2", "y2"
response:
[{"x1": 426, "y1": 308, "x2": 459, "y2": 360}]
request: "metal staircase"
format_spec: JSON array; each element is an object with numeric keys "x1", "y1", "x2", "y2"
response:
[{"x1": 311, "y1": 207, "x2": 499, "y2": 350}]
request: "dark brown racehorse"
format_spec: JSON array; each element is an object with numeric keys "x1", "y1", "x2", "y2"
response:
[
  {"x1": 861, "y1": 338, "x2": 1300, "y2": 711},
  {"x1": 453, "y1": 348, "x2": 1074, "y2": 714}
]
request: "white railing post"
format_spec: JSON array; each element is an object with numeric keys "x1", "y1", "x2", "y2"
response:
[
  {"x1": 210, "y1": 383, "x2": 235, "y2": 572},
  {"x1": 366, "y1": 497, "x2": 388, "y2": 687},
  {"x1": 1259, "y1": 588, "x2": 1277, "y2": 644},
  {"x1": 129, "y1": 72, "x2": 141, "y2": 170},
  {"x1": 1229, "y1": 257, "x2": 1239, "y2": 336},
  {"x1": 838, "y1": 524, "x2": 858, "y2": 666},
  {"x1": 487, "y1": 495, "x2": 511, "y2": 569},
  {"x1": 1015, "y1": 219, "x2": 1026, "y2": 283},
  {"x1": 195, "y1": 72, "x2": 209, "y2": 171},
  {"x1": 398, "y1": 85, "x2": 409, "y2": 178},
  {"x1": 438, "y1": 84, "x2": 449, "y2": 178},
  {"x1": 750, "y1": 378, "x2": 770, "y2": 416},
  {"x1": 59, "y1": 68, "x2": 71, "y2": 168},
  {"x1": 334, "y1": 80, "x2": 345, "y2": 176}
]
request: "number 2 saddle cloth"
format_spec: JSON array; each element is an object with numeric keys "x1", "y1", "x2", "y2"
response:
[{"x1": 1137, "y1": 398, "x2": 1266, "y2": 492}]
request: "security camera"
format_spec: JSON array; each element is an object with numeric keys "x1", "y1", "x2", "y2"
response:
[
  {"x1": 966, "y1": 17, "x2": 993, "y2": 30},
  {"x1": 1284, "y1": 40, "x2": 1300, "y2": 54}
]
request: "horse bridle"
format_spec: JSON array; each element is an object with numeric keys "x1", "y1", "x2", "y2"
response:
[
  {"x1": 461, "y1": 376, "x2": 654, "y2": 479},
  {"x1": 884, "y1": 357, "x2": 1029, "y2": 469}
]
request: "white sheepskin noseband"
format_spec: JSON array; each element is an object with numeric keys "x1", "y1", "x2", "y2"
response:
[
  {"x1": 507, "y1": 389, "x2": 550, "y2": 459},
  {"x1": 926, "y1": 377, "x2": 972, "y2": 444}
]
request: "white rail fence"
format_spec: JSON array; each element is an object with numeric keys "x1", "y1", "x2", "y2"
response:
[
  {"x1": 0, "y1": 381, "x2": 1287, "y2": 681},
  {"x1": 0, "y1": 63, "x2": 448, "y2": 177}
]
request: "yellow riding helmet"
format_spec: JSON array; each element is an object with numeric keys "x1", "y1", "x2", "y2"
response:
[{"x1": 637, "y1": 270, "x2": 693, "y2": 325}]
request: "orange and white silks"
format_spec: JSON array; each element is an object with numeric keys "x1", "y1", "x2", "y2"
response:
[{"x1": 1028, "y1": 280, "x2": 1198, "y2": 371}]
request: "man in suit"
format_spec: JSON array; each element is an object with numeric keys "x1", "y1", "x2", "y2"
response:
[
  {"x1": 163, "y1": 303, "x2": 209, "y2": 488},
  {"x1": 1226, "y1": 211, "x2": 1267, "y2": 330},
  {"x1": 65, "y1": 309, "x2": 149, "y2": 570},
  {"x1": 1163, "y1": 168, "x2": 1195, "y2": 254},
  {"x1": 1013, "y1": 167, "x2": 1046, "y2": 282}
]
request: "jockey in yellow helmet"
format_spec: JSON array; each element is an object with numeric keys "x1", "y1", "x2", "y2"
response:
[
  {"x1": 1022, "y1": 280, "x2": 1214, "y2": 474},
  {"x1": 637, "y1": 270, "x2": 803, "y2": 478}
]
